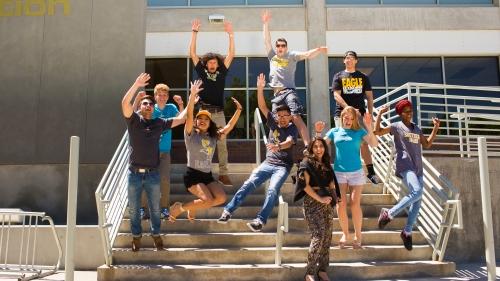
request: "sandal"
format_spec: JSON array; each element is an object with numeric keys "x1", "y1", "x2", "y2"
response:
[
  {"x1": 338, "y1": 240, "x2": 347, "y2": 249},
  {"x1": 168, "y1": 202, "x2": 184, "y2": 223},
  {"x1": 353, "y1": 240, "x2": 363, "y2": 249},
  {"x1": 187, "y1": 209, "x2": 196, "y2": 223}
]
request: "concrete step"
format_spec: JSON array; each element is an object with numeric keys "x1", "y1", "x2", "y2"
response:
[
  {"x1": 169, "y1": 163, "x2": 259, "y2": 174},
  {"x1": 118, "y1": 217, "x2": 410, "y2": 233},
  {"x1": 97, "y1": 261, "x2": 455, "y2": 281},
  {"x1": 124, "y1": 204, "x2": 400, "y2": 220},
  {"x1": 114, "y1": 230, "x2": 427, "y2": 248},
  {"x1": 111, "y1": 245, "x2": 433, "y2": 264},
  {"x1": 161, "y1": 193, "x2": 396, "y2": 207},
  {"x1": 169, "y1": 182, "x2": 384, "y2": 195}
]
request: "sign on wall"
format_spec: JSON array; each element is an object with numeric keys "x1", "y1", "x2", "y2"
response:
[{"x1": 0, "y1": 0, "x2": 70, "y2": 16}]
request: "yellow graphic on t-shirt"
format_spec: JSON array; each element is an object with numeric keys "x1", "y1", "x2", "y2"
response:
[
  {"x1": 200, "y1": 138, "x2": 214, "y2": 158},
  {"x1": 272, "y1": 129, "x2": 280, "y2": 145},
  {"x1": 341, "y1": 77, "x2": 364, "y2": 94},
  {"x1": 404, "y1": 132, "x2": 420, "y2": 144},
  {"x1": 271, "y1": 56, "x2": 289, "y2": 68}
]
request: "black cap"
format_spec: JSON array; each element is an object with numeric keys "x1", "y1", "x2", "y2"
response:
[{"x1": 344, "y1": 50, "x2": 358, "y2": 59}]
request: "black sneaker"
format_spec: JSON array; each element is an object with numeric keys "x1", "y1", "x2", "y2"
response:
[
  {"x1": 400, "y1": 231, "x2": 413, "y2": 251},
  {"x1": 378, "y1": 208, "x2": 392, "y2": 229},
  {"x1": 217, "y1": 211, "x2": 232, "y2": 224},
  {"x1": 367, "y1": 174, "x2": 381, "y2": 184},
  {"x1": 247, "y1": 219, "x2": 264, "y2": 232},
  {"x1": 160, "y1": 207, "x2": 169, "y2": 220},
  {"x1": 139, "y1": 207, "x2": 149, "y2": 220}
]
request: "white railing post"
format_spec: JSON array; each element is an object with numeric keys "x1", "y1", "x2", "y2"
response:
[
  {"x1": 464, "y1": 108, "x2": 470, "y2": 158},
  {"x1": 65, "y1": 136, "x2": 79, "y2": 281},
  {"x1": 415, "y1": 85, "x2": 422, "y2": 128},
  {"x1": 478, "y1": 137, "x2": 496, "y2": 281}
]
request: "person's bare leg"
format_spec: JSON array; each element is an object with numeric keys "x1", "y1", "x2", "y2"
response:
[
  {"x1": 336, "y1": 183, "x2": 350, "y2": 248},
  {"x1": 350, "y1": 185, "x2": 364, "y2": 248},
  {"x1": 292, "y1": 115, "x2": 310, "y2": 147}
]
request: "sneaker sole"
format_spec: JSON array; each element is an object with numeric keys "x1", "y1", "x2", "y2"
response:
[
  {"x1": 217, "y1": 220, "x2": 230, "y2": 224},
  {"x1": 246, "y1": 222, "x2": 262, "y2": 232}
]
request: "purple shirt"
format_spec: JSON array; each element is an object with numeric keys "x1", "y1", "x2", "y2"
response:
[{"x1": 390, "y1": 121, "x2": 423, "y2": 178}]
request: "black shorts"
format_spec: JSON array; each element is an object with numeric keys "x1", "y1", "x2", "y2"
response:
[
  {"x1": 271, "y1": 88, "x2": 304, "y2": 116},
  {"x1": 183, "y1": 167, "x2": 216, "y2": 189}
]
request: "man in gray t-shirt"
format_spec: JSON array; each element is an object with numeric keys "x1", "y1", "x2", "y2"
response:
[
  {"x1": 374, "y1": 100, "x2": 440, "y2": 251},
  {"x1": 262, "y1": 10, "x2": 327, "y2": 149}
]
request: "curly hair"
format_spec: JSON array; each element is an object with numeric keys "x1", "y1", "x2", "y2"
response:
[
  {"x1": 195, "y1": 118, "x2": 220, "y2": 139},
  {"x1": 200, "y1": 52, "x2": 225, "y2": 68},
  {"x1": 305, "y1": 138, "x2": 334, "y2": 177}
]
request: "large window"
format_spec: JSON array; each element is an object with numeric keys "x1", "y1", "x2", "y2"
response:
[
  {"x1": 327, "y1": 0, "x2": 491, "y2": 4},
  {"x1": 146, "y1": 57, "x2": 307, "y2": 140},
  {"x1": 148, "y1": 0, "x2": 303, "y2": 7}
]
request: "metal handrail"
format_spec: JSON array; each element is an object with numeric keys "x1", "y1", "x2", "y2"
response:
[
  {"x1": 95, "y1": 132, "x2": 130, "y2": 266},
  {"x1": 0, "y1": 210, "x2": 62, "y2": 281},
  {"x1": 371, "y1": 102, "x2": 463, "y2": 262},
  {"x1": 374, "y1": 82, "x2": 500, "y2": 157},
  {"x1": 254, "y1": 108, "x2": 289, "y2": 266}
]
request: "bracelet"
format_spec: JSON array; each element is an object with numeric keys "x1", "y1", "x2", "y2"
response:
[{"x1": 192, "y1": 30, "x2": 198, "y2": 33}]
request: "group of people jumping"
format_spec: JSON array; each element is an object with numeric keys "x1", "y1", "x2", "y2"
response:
[{"x1": 121, "y1": 10, "x2": 441, "y2": 281}]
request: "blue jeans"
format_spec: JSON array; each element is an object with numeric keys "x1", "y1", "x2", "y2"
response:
[
  {"x1": 224, "y1": 162, "x2": 290, "y2": 224},
  {"x1": 127, "y1": 170, "x2": 161, "y2": 237},
  {"x1": 388, "y1": 170, "x2": 424, "y2": 233}
]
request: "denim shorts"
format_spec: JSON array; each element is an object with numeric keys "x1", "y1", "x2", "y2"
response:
[
  {"x1": 183, "y1": 167, "x2": 216, "y2": 189},
  {"x1": 271, "y1": 88, "x2": 304, "y2": 116},
  {"x1": 334, "y1": 169, "x2": 366, "y2": 186}
]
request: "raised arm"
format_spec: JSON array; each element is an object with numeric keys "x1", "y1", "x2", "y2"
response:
[
  {"x1": 189, "y1": 19, "x2": 201, "y2": 66},
  {"x1": 366, "y1": 90, "x2": 374, "y2": 116},
  {"x1": 132, "y1": 91, "x2": 146, "y2": 112},
  {"x1": 296, "y1": 46, "x2": 328, "y2": 61},
  {"x1": 218, "y1": 97, "x2": 243, "y2": 140},
  {"x1": 313, "y1": 120, "x2": 332, "y2": 145},
  {"x1": 420, "y1": 117, "x2": 440, "y2": 149},
  {"x1": 122, "y1": 73, "x2": 150, "y2": 118},
  {"x1": 256, "y1": 73, "x2": 270, "y2": 117},
  {"x1": 224, "y1": 21, "x2": 235, "y2": 68},
  {"x1": 362, "y1": 114, "x2": 378, "y2": 147},
  {"x1": 374, "y1": 105, "x2": 391, "y2": 136},
  {"x1": 261, "y1": 10, "x2": 272, "y2": 54},
  {"x1": 184, "y1": 80, "x2": 203, "y2": 135},
  {"x1": 172, "y1": 95, "x2": 185, "y2": 114}
]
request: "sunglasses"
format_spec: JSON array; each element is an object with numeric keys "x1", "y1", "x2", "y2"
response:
[
  {"x1": 276, "y1": 44, "x2": 287, "y2": 48},
  {"x1": 141, "y1": 101, "x2": 154, "y2": 106}
]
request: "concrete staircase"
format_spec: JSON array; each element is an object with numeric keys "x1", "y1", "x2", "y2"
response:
[{"x1": 97, "y1": 164, "x2": 455, "y2": 281}]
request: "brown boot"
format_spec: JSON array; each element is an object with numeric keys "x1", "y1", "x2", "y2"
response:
[
  {"x1": 152, "y1": 235, "x2": 164, "y2": 251},
  {"x1": 132, "y1": 237, "x2": 141, "y2": 252},
  {"x1": 218, "y1": 175, "x2": 233, "y2": 186}
]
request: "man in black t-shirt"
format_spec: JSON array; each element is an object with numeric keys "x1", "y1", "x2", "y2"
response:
[
  {"x1": 332, "y1": 51, "x2": 379, "y2": 184},
  {"x1": 189, "y1": 18, "x2": 235, "y2": 185},
  {"x1": 121, "y1": 73, "x2": 188, "y2": 252}
]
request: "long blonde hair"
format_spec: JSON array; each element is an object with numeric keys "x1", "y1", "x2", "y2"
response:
[{"x1": 340, "y1": 106, "x2": 361, "y2": 130}]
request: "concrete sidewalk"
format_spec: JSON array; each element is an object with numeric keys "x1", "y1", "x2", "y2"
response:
[{"x1": 3, "y1": 263, "x2": 498, "y2": 281}]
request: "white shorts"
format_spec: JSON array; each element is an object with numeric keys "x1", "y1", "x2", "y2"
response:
[{"x1": 334, "y1": 169, "x2": 366, "y2": 186}]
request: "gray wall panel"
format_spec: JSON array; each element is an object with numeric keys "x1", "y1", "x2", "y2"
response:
[
  {"x1": 35, "y1": 0, "x2": 92, "y2": 163},
  {"x1": 84, "y1": 0, "x2": 146, "y2": 163},
  {"x1": 0, "y1": 16, "x2": 45, "y2": 163}
]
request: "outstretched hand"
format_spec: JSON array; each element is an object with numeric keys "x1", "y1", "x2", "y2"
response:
[
  {"x1": 257, "y1": 73, "x2": 266, "y2": 89},
  {"x1": 432, "y1": 117, "x2": 440, "y2": 128},
  {"x1": 134, "y1": 73, "x2": 150, "y2": 88},
  {"x1": 231, "y1": 97, "x2": 243, "y2": 111},
  {"x1": 261, "y1": 10, "x2": 271, "y2": 23},
  {"x1": 314, "y1": 121, "x2": 325, "y2": 133},
  {"x1": 172, "y1": 95, "x2": 183, "y2": 105},
  {"x1": 189, "y1": 79, "x2": 203, "y2": 99},
  {"x1": 363, "y1": 114, "x2": 373, "y2": 130},
  {"x1": 224, "y1": 20, "x2": 233, "y2": 34},
  {"x1": 379, "y1": 105, "x2": 389, "y2": 114},
  {"x1": 192, "y1": 19, "x2": 201, "y2": 32}
]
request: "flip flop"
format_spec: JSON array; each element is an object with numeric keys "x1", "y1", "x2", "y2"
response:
[{"x1": 168, "y1": 202, "x2": 184, "y2": 223}]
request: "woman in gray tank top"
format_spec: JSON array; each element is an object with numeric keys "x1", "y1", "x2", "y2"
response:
[{"x1": 168, "y1": 80, "x2": 242, "y2": 222}]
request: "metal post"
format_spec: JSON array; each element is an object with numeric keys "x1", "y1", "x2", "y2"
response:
[
  {"x1": 478, "y1": 137, "x2": 496, "y2": 281},
  {"x1": 255, "y1": 110, "x2": 261, "y2": 165},
  {"x1": 65, "y1": 136, "x2": 79, "y2": 281}
]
